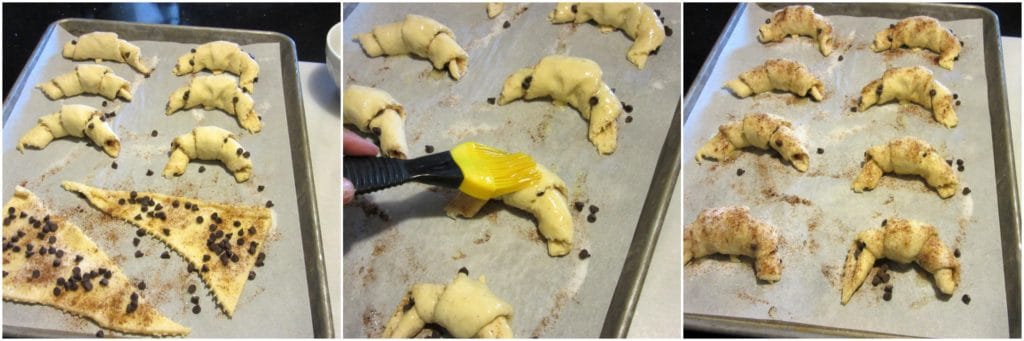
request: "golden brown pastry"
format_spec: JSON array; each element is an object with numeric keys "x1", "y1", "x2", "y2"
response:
[
  {"x1": 757, "y1": 5, "x2": 834, "y2": 56},
  {"x1": 355, "y1": 15, "x2": 469, "y2": 80},
  {"x1": 841, "y1": 218, "x2": 960, "y2": 304},
  {"x1": 549, "y1": 3, "x2": 666, "y2": 69},
  {"x1": 62, "y1": 32, "x2": 152, "y2": 75},
  {"x1": 17, "y1": 104, "x2": 120, "y2": 157},
  {"x1": 695, "y1": 113, "x2": 810, "y2": 172},
  {"x1": 38, "y1": 64, "x2": 133, "y2": 101},
  {"x1": 852, "y1": 137, "x2": 958, "y2": 198},
  {"x1": 172, "y1": 41, "x2": 260, "y2": 93},
  {"x1": 684, "y1": 206, "x2": 781, "y2": 282},
  {"x1": 382, "y1": 271, "x2": 513, "y2": 338},
  {"x1": 857, "y1": 66, "x2": 958, "y2": 128},
  {"x1": 871, "y1": 16, "x2": 962, "y2": 70},
  {"x1": 343, "y1": 85, "x2": 408, "y2": 159},
  {"x1": 725, "y1": 59, "x2": 824, "y2": 101}
]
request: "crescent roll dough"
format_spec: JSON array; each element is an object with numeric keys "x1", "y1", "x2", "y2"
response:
[
  {"x1": 382, "y1": 272, "x2": 513, "y2": 338},
  {"x1": 165, "y1": 75, "x2": 261, "y2": 133},
  {"x1": 62, "y1": 32, "x2": 152, "y2": 75},
  {"x1": 343, "y1": 85, "x2": 408, "y2": 159},
  {"x1": 841, "y1": 218, "x2": 960, "y2": 304},
  {"x1": 487, "y1": 3, "x2": 504, "y2": 18},
  {"x1": 695, "y1": 113, "x2": 810, "y2": 172},
  {"x1": 549, "y1": 3, "x2": 666, "y2": 69},
  {"x1": 17, "y1": 104, "x2": 120, "y2": 157},
  {"x1": 725, "y1": 59, "x2": 824, "y2": 101},
  {"x1": 871, "y1": 16, "x2": 962, "y2": 70},
  {"x1": 857, "y1": 66, "x2": 957, "y2": 128},
  {"x1": 498, "y1": 55, "x2": 622, "y2": 154},
  {"x1": 757, "y1": 5, "x2": 834, "y2": 56},
  {"x1": 356, "y1": 14, "x2": 469, "y2": 80},
  {"x1": 684, "y1": 206, "x2": 782, "y2": 282},
  {"x1": 172, "y1": 41, "x2": 260, "y2": 93},
  {"x1": 852, "y1": 137, "x2": 958, "y2": 198},
  {"x1": 37, "y1": 64, "x2": 132, "y2": 101},
  {"x1": 163, "y1": 126, "x2": 253, "y2": 183},
  {"x1": 445, "y1": 164, "x2": 573, "y2": 257}
]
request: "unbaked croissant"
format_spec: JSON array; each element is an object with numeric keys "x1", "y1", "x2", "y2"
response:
[
  {"x1": 757, "y1": 5, "x2": 834, "y2": 56},
  {"x1": 852, "y1": 137, "x2": 958, "y2": 198},
  {"x1": 695, "y1": 113, "x2": 810, "y2": 172},
  {"x1": 857, "y1": 66, "x2": 957, "y2": 128},
  {"x1": 445, "y1": 164, "x2": 573, "y2": 257},
  {"x1": 62, "y1": 32, "x2": 152, "y2": 75},
  {"x1": 725, "y1": 59, "x2": 824, "y2": 101},
  {"x1": 498, "y1": 55, "x2": 621, "y2": 154},
  {"x1": 355, "y1": 15, "x2": 469, "y2": 80},
  {"x1": 163, "y1": 126, "x2": 253, "y2": 183},
  {"x1": 165, "y1": 75, "x2": 261, "y2": 133},
  {"x1": 487, "y1": 3, "x2": 504, "y2": 18},
  {"x1": 38, "y1": 64, "x2": 133, "y2": 101},
  {"x1": 549, "y1": 3, "x2": 665, "y2": 69},
  {"x1": 871, "y1": 16, "x2": 962, "y2": 70},
  {"x1": 343, "y1": 85, "x2": 408, "y2": 159},
  {"x1": 382, "y1": 272, "x2": 513, "y2": 338},
  {"x1": 684, "y1": 206, "x2": 782, "y2": 282},
  {"x1": 841, "y1": 218, "x2": 960, "y2": 304},
  {"x1": 17, "y1": 104, "x2": 120, "y2": 157},
  {"x1": 172, "y1": 41, "x2": 260, "y2": 93}
]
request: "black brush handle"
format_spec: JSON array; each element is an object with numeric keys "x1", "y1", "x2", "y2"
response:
[{"x1": 344, "y1": 152, "x2": 464, "y2": 195}]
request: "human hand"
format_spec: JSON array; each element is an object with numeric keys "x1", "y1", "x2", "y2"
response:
[{"x1": 343, "y1": 129, "x2": 379, "y2": 204}]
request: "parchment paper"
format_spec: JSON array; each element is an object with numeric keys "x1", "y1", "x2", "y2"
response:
[
  {"x1": 683, "y1": 4, "x2": 1007, "y2": 337},
  {"x1": 2, "y1": 23, "x2": 314, "y2": 337},
  {"x1": 343, "y1": 3, "x2": 680, "y2": 338}
]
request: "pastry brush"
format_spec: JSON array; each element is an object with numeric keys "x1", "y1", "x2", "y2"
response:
[{"x1": 344, "y1": 142, "x2": 540, "y2": 199}]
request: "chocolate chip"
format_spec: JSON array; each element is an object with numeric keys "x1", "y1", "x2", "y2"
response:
[
  {"x1": 503, "y1": 21, "x2": 511, "y2": 29},
  {"x1": 193, "y1": 305, "x2": 201, "y2": 314},
  {"x1": 196, "y1": 216, "x2": 204, "y2": 224},
  {"x1": 248, "y1": 271, "x2": 256, "y2": 280},
  {"x1": 882, "y1": 219, "x2": 887, "y2": 226},
  {"x1": 871, "y1": 275, "x2": 881, "y2": 286},
  {"x1": 96, "y1": 330, "x2": 104, "y2": 338},
  {"x1": 572, "y1": 201, "x2": 585, "y2": 212},
  {"x1": 765, "y1": 18, "x2": 770, "y2": 24},
  {"x1": 665, "y1": 26, "x2": 673, "y2": 36},
  {"x1": 458, "y1": 267, "x2": 469, "y2": 275},
  {"x1": 243, "y1": 151, "x2": 251, "y2": 158},
  {"x1": 187, "y1": 284, "x2": 197, "y2": 294},
  {"x1": 32, "y1": 269, "x2": 40, "y2": 278},
  {"x1": 56, "y1": 249, "x2": 63, "y2": 258},
  {"x1": 201, "y1": 264, "x2": 209, "y2": 272},
  {"x1": 579, "y1": 249, "x2": 591, "y2": 259},
  {"x1": 850, "y1": 107, "x2": 857, "y2": 113},
  {"x1": 962, "y1": 187, "x2": 971, "y2": 195},
  {"x1": 198, "y1": 166, "x2": 206, "y2": 173},
  {"x1": 960, "y1": 41, "x2": 964, "y2": 47},
  {"x1": 203, "y1": 254, "x2": 211, "y2": 262},
  {"x1": 136, "y1": 229, "x2": 145, "y2": 237},
  {"x1": 425, "y1": 145, "x2": 435, "y2": 153},
  {"x1": 190, "y1": 296, "x2": 199, "y2": 304},
  {"x1": 587, "y1": 214, "x2": 596, "y2": 223},
  {"x1": 49, "y1": 236, "x2": 57, "y2": 244},
  {"x1": 146, "y1": 169, "x2": 153, "y2": 176},
  {"x1": 137, "y1": 281, "x2": 146, "y2": 290},
  {"x1": 571, "y1": 4, "x2": 577, "y2": 13},
  {"x1": 266, "y1": 201, "x2": 274, "y2": 208},
  {"x1": 589, "y1": 96, "x2": 598, "y2": 106},
  {"x1": 956, "y1": 100, "x2": 961, "y2": 106},
  {"x1": 888, "y1": 36, "x2": 893, "y2": 42},
  {"x1": 100, "y1": 278, "x2": 109, "y2": 286},
  {"x1": 817, "y1": 28, "x2": 822, "y2": 35},
  {"x1": 954, "y1": 248, "x2": 961, "y2": 258},
  {"x1": 71, "y1": 40, "x2": 77, "y2": 45},
  {"x1": 183, "y1": 90, "x2": 190, "y2": 100},
  {"x1": 962, "y1": 294, "x2": 971, "y2": 304},
  {"x1": 522, "y1": 76, "x2": 533, "y2": 90},
  {"x1": 624, "y1": 104, "x2": 633, "y2": 113},
  {"x1": 253, "y1": 77, "x2": 259, "y2": 83},
  {"x1": 189, "y1": 59, "x2": 194, "y2": 66},
  {"x1": 625, "y1": 116, "x2": 633, "y2": 123},
  {"x1": 589, "y1": 205, "x2": 599, "y2": 214},
  {"x1": 111, "y1": 161, "x2": 118, "y2": 169},
  {"x1": 75, "y1": 254, "x2": 83, "y2": 263},
  {"x1": 134, "y1": 214, "x2": 142, "y2": 221},
  {"x1": 958, "y1": 165, "x2": 964, "y2": 172},
  {"x1": 486, "y1": 97, "x2": 496, "y2": 105},
  {"x1": 882, "y1": 291, "x2": 892, "y2": 301},
  {"x1": 160, "y1": 251, "x2": 170, "y2": 259},
  {"x1": 737, "y1": 168, "x2": 745, "y2": 176},
  {"x1": 257, "y1": 185, "x2": 265, "y2": 192},
  {"x1": 233, "y1": 96, "x2": 239, "y2": 104},
  {"x1": 884, "y1": 284, "x2": 893, "y2": 292},
  {"x1": 53, "y1": 287, "x2": 62, "y2": 296},
  {"x1": 838, "y1": 55, "x2": 844, "y2": 62},
  {"x1": 134, "y1": 251, "x2": 143, "y2": 260},
  {"x1": 876, "y1": 85, "x2": 883, "y2": 95},
  {"x1": 53, "y1": 259, "x2": 61, "y2": 267}
]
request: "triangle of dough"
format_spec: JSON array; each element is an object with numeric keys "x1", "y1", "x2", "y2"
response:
[
  {"x1": 61, "y1": 181, "x2": 273, "y2": 317},
  {"x1": 3, "y1": 186, "x2": 189, "y2": 336}
]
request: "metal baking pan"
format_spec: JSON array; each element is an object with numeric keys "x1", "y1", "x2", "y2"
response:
[
  {"x1": 342, "y1": 3, "x2": 680, "y2": 337},
  {"x1": 683, "y1": 3, "x2": 1019, "y2": 337},
  {"x1": 2, "y1": 18, "x2": 332, "y2": 337}
]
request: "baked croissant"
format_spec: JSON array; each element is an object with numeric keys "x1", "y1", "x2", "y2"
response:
[
  {"x1": 757, "y1": 5, "x2": 834, "y2": 56},
  {"x1": 445, "y1": 164, "x2": 573, "y2": 257},
  {"x1": 17, "y1": 104, "x2": 120, "y2": 157},
  {"x1": 857, "y1": 66, "x2": 957, "y2": 128},
  {"x1": 62, "y1": 32, "x2": 152, "y2": 75},
  {"x1": 871, "y1": 16, "x2": 962, "y2": 70},
  {"x1": 841, "y1": 218, "x2": 960, "y2": 304},
  {"x1": 725, "y1": 59, "x2": 824, "y2": 101},
  {"x1": 852, "y1": 137, "x2": 958, "y2": 198},
  {"x1": 37, "y1": 64, "x2": 133, "y2": 101},
  {"x1": 163, "y1": 126, "x2": 253, "y2": 183},
  {"x1": 487, "y1": 3, "x2": 504, "y2": 18},
  {"x1": 343, "y1": 85, "x2": 408, "y2": 159},
  {"x1": 684, "y1": 206, "x2": 782, "y2": 282},
  {"x1": 695, "y1": 113, "x2": 810, "y2": 172},
  {"x1": 549, "y1": 3, "x2": 665, "y2": 69},
  {"x1": 498, "y1": 55, "x2": 622, "y2": 154},
  {"x1": 165, "y1": 75, "x2": 261, "y2": 133},
  {"x1": 382, "y1": 272, "x2": 513, "y2": 338},
  {"x1": 355, "y1": 15, "x2": 469, "y2": 80},
  {"x1": 172, "y1": 41, "x2": 260, "y2": 93}
]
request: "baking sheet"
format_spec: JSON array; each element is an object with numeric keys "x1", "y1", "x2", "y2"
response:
[
  {"x1": 683, "y1": 3, "x2": 1010, "y2": 337},
  {"x1": 2, "y1": 21, "x2": 316, "y2": 337},
  {"x1": 342, "y1": 2, "x2": 680, "y2": 338}
]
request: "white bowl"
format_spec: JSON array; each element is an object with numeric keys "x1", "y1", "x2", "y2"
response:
[{"x1": 326, "y1": 22, "x2": 342, "y2": 87}]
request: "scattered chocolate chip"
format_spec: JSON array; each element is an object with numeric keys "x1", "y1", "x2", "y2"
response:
[
  {"x1": 257, "y1": 185, "x2": 265, "y2": 192},
  {"x1": 624, "y1": 104, "x2": 634, "y2": 113},
  {"x1": 573, "y1": 201, "x2": 585, "y2": 212},
  {"x1": 75, "y1": 254, "x2": 83, "y2": 263},
  {"x1": 962, "y1": 187, "x2": 971, "y2": 195},
  {"x1": 871, "y1": 275, "x2": 881, "y2": 286},
  {"x1": 956, "y1": 159, "x2": 964, "y2": 166},
  {"x1": 160, "y1": 251, "x2": 170, "y2": 259},
  {"x1": 953, "y1": 93, "x2": 959, "y2": 99},
  {"x1": 930, "y1": 89, "x2": 936, "y2": 96},
  {"x1": 54, "y1": 287, "x2": 62, "y2": 296},
  {"x1": 198, "y1": 166, "x2": 206, "y2": 173},
  {"x1": 32, "y1": 269, "x2": 40, "y2": 278},
  {"x1": 203, "y1": 254, "x2": 211, "y2": 262},
  {"x1": 134, "y1": 214, "x2": 142, "y2": 221},
  {"x1": 458, "y1": 267, "x2": 469, "y2": 275},
  {"x1": 486, "y1": 97, "x2": 496, "y2": 105},
  {"x1": 882, "y1": 219, "x2": 888, "y2": 226},
  {"x1": 248, "y1": 271, "x2": 256, "y2": 280},
  {"x1": 954, "y1": 248, "x2": 961, "y2": 258},
  {"x1": 100, "y1": 278, "x2": 109, "y2": 286},
  {"x1": 956, "y1": 100, "x2": 961, "y2": 106},
  {"x1": 96, "y1": 330, "x2": 104, "y2": 338},
  {"x1": 111, "y1": 162, "x2": 118, "y2": 169},
  {"x1": 882, "y1": 291, "x2": 892, "y2": 301},
  {"x1": 134, "y1": 250, "x2": 143, "y2": 258},
  {"x1": 737, "y1": 168, "x2": 745, "y2": 176},
  {"x1": 248, "y1": 226, "x2": 257, "y2": 235},
  {"x1": 884, "y1": 284, "x2": 893, "y2": 292},
  {"x1": 961, "y1": 294, "x2": 971, "y2": 304},
  {"x1": 188, "y1": 284, "x2": 197, "y2": 294},
  {"x1": 72, "y1": 40, "x2": 78, "y2": 45},
  {"x1": 946, "y1": 159, "x2": 953, "y2": 166},
  {"x1": 425, "y1": 145, "x2": 435, "y2": 153},
  {"x1": 53, "y1": 259, "x2": 61, "y2": 267},
  {"x1": 151, "y1": 130, "x2": 158, "y2": 137},
  {"x1": 193, "y1": 305, "x2": 201, "y2": 314},
  {"x1": 589, "y1": 96, "x2": 598, "y2": 106},
  {"x1": 243, "y1": 151, "x2": 251, "y2": 158},
  {"x1": 625, "y1": 116, "x2": 633, "y2": 123},
  {"x1": 960, "y1": 41, "x2": 964, "y2": 47},
  {"x1": 850, "y1": 107, "x2": 856, "y2": 113},
  {"x1": 958, "y1": 165, "x2": 964, "y2": 172},
  {"x1": 587, "y1": 214, "x2": 596, "y2": 223},
  {"x1": 503, "y1": 21, "x2": 510, "y2": 29},
  {"x1": 146, "y1": 169, "x2": 154, "y2": 176},
  {"x1": 665, "y1": 25, "x2": 673, "y2": 37},
  {"x1": 765, "y1": 18, "x2": 770, "y2": 24},
  {"x1": 817, "y1": 28, "x2": 822, "y2": 35},
  {"x1": 265, "y1": 201, "x2": 274, "y2": 208},
  {"x1": 838, "y1": 55, "x2": 844, "y2": 62},
  {"x1": 137, "y1": 281, "x2": 147, "y2": 290},
  {"x1": 876, "y1": 85, "x2": 883, "y2": 95},
  {"x1": 196, "y1": 216, "x2": 204, "y2": 224},
  {"x1": 589, "y1": 205, "x2": 599, "y2": 214},
  {"x1": 571, "y1": 4, "x2": 577, "y2": 13},
  {"x1": 191, "y1": 296, "x2": 199, "y2": 304},
  {"x1": 579, "y1": 249, "x2": 591, "y2": 259}
]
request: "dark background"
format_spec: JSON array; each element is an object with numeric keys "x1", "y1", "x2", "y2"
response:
[
  {"x1": 3, "y1": 2, "x2": 340, "y2": 99},
  {"x1": 684, "y1": 3, "x2": 1022, "y2": 95},
  {"x1": 683, "y1": 2, "x2": 1020, "y2": 338}
]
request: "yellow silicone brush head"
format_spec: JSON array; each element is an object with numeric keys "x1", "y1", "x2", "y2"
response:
[{"x1": 450, "y1": 142, "x2": 540, "y2": 199}]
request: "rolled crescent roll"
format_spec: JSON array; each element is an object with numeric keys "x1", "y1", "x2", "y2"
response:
[
  {"x1": 355, "y1": 14, "x2": 469, "y2": 80},
  {"x1": 498, "y1": 55, "x2": 622, "y2": 154},
  {"x1": 165, "y1": 75, "x2": 261, "y2": 133},
  {"x1": 445, "y1": 164, "x2": 573, "y2": 257},
  {"x1": 163, "y1": 126, "x2": 253, "y2": 183},
  {"x1": 62, "y1": 32, "x2": 152, "y2": 75},
  {"x1": 841, "y1": 218, "x2": 960, "y2": 304},
  {"x1": 343, "y1": 85, "x2": 408, "y2": 159},
  {"x1": 852, "y1": 137, "x2": 958, "y2": 198},
  {"x1": 695, "y1": 113, "x2": 810, "y2": 172},
  {"x1": 37, "y1": 64, "x2": 132, "y2": 101},
  {"x1": 382, "y1": 272, "x2": 513, "y2": 338},
  {"x1": 549, "y1": 3, "x2": 666, "y2": 69},
  {"x1": 871, "y1": 16, "x2": 962, "y2": 70},
  {"x1": 17, "y1": 104, "x2": 120, "y2": 157},
  {"x1": 172, "y1": 41, "x2": 260, "y2": 93},
  {"x1": 757, "y1": 5, "x2": 835, "y2": 56},
  {"x1": 857, "y1": 66, "x2": 957, "y2": 128},
  {"x1": 684, "y1": 206, "x2": 782, "y2": 282},
  {"x1": 725, "y1": 59, "x2": 824, "y2": 101},
  {"x1": 487, "y1": 3, "x2": 504, "y2": 18}
]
